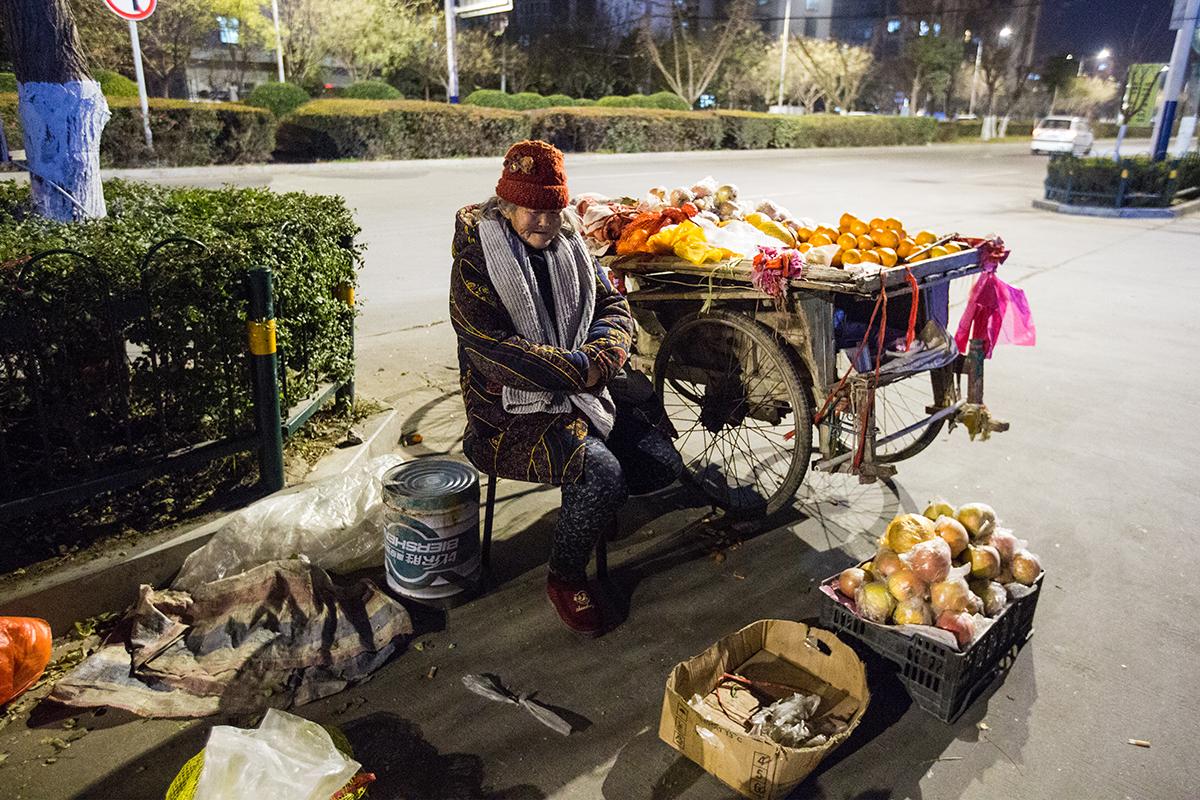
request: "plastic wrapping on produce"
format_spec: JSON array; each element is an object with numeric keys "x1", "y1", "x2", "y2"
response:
[
  {"x1": 820, "y1": 581, "x2": 999, "y2": 651},
  {"x1": 689, "y1": 215, "x2": 779, "y2": 256},
  {"x1": 193, "y1": 709, "x2": 361, "y2": 800},
  {"x1": 173, "y1": 455, "x2": 404, "y2": 591}
]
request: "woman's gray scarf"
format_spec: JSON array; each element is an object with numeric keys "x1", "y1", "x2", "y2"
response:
[{"x1": 477, "y1": 213, "x2": 616, "y2": 439}]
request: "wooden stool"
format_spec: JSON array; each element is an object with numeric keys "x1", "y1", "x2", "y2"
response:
[{"x1": 481, "y1": 473, "x2": 608, "y2": 582}]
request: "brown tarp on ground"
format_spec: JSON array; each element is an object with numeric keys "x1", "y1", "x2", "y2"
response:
[{"x1": 50, "y1": 558, "x2": 412, "y2": 718}]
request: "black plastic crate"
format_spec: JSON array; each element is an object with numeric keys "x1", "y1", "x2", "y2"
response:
[{"x1": 819, "y1": 572, "x2": 1042, "y2": 723}]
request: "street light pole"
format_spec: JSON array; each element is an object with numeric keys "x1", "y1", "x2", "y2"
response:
[
  {"x1": 968, "y1": 39, "x2": 982, "y2": 116},
  {"x1": 1152, "y1": 0, "x2": 1199, "y2": 160},
  {"x1": 270, "y1": 0, "x2": 286, "y2": 82},
  {"x1": 776, "y1": 0, "x2": 792, "y2": 109},
  {"x1": 444, "y1": 0, "x2": 459, "y2": 104}
]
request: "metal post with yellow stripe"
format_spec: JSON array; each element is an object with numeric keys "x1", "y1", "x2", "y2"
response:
[
  {"x1": 336, "y1": 281, "x2": 356, "y2": 407},
  {"x1": 247, "y1": 268, "x2": 285, "y2": 492}
]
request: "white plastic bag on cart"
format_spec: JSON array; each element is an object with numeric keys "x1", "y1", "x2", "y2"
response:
[
  {"x1": 194, "y1": 709, "x2": 360, "y2": 800},
  {"x1": 173, "y1": 454, "x2": 403, "y2": 591}
]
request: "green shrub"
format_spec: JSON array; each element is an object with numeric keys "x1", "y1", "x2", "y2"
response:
[
  {"x1": 647, "y1": 91, "x2": 690, "y2": 111},
  {"x1": 0, "y1": 72, "x2": 15, "y2": 93},
  {"x1": 530, "y1": 107, "x2": 724, "y2": 153},
  {"x1": 715, "y1": 111, "x2": 936, "y2": 149},
  {"x1": 572, "y1": 98, "x2": 597, "y2": 106},
  {"x1": 0, "y1": 179, "x2": 359, "y2": 504},
  {"x1": 0, "y1": 94, "x2": 275, "y2": 166},
  {"x1": 1044, "y1": 153, "x2": 1200, "y2": 208},
  {"x1": 463, "y1": 89, "x2": 513, "y2": 109},
  {"x1": 543, "y1": 94, "x2": 575, "y2": 107},
  {"x1": 277, "y1": 98, "x2": 531, "y2": 160},
  {"x1": 246, "y1": 81, "x2": 311, "y2": 118},
  {"x1": 596, "y1": 95, "x2": 628, "y2": 107},
  {"x1": 94, "y1": 68, "x2": 139, "y2": 98},
  {"x1": 508, "y1": 91, "x2": 550, "y2": 110},
  {"x1": 342, "y1": 80, "x2": 402, "y2": 100}
]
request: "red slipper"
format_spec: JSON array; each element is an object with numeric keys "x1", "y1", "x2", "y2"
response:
[{"x1": 546, "y1": 575, "x2": 604, "y2": 637}]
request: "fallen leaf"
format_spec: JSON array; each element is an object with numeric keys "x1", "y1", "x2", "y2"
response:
[{"x1": 977, "y1": 721, "x2": 990, "y2": 731}]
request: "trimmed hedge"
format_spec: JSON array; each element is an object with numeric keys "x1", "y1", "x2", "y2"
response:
[
  {"x1": 0, "y1": 72, "x2": 15, "y2": 93},
  {"x1": 342, "y1": 80, "x2": 402, "y2": 100},
  {"x1": 0, "y1": 94, "x2": 275, "y2": 167},
  {"x1": 102, "y1": 97, "x2": 275, "y2": 166},
  {"x1": 247, "y1": 81, "x2": 311, "y2": 117},
  {"x1": 95, "y1": 69, "x2": 139, "y2": 98},
  {"x1": 717, "y1": 112, "x2": 936, "y2": 149},
  {"x1": 276, "y1": 98, "x2": 531, "y2": 160},
  {"x1": 531, "y1": 107, "x2": 724, "y2": 153},
  {"x1": 0, "y1": 179, "x2": 359, "y2": 504},
  {"x1": 543, "y1": 94, "x2": 576, "y2": 107},
  {"x1": 647, "y1": 91, "x2": 691, "y2": 111}
]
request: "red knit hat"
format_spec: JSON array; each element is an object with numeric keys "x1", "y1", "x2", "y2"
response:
[{"x1": 496, "y1": 140, "x2": 569, "y2": 211}]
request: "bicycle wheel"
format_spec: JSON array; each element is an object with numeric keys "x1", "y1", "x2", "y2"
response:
[{"x1": 654, "y1": 311, "x2": 812, "y2": 516}]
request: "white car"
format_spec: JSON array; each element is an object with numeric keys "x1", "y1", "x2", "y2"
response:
[{"x1": 1031, "y1": 116, "x2": 1094, "y2": 156}]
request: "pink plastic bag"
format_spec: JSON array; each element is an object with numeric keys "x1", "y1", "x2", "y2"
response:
[{"x1": 954, "y1": 238, "x2": 1036, "y2": 357}]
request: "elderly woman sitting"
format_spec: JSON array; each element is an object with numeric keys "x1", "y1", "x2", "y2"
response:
[{"x1": 449, "y1": 140, "x2": 680, "y2": 636}]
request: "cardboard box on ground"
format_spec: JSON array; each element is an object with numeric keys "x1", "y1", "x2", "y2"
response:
[{"x1": 658, "y1": 620, "x2": 869, "y2": 799}]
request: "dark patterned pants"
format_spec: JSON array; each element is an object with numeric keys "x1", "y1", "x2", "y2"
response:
[{"x1": 548, "y1": 418, "x2": 682, "y2": 581}]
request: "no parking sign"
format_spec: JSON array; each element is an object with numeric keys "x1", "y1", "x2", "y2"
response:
[
  {"x1": 102, "y1": 0, "x2": 156, "y2": 149},
  {"x1": 103, "y1": 0, "x2": 156, "y2": 22}
]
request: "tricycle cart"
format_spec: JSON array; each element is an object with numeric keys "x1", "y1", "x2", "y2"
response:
[{"x1": 603, "y1": 245, "x2": 1009, "y2": 518}]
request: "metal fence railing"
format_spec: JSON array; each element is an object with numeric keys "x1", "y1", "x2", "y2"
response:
[
  {"x1": 0, "y1": 240, "x2": 354, "y2": 520},
  {"x1": 1044, "y1": 153, "x2": 1200, "y2": 209}
]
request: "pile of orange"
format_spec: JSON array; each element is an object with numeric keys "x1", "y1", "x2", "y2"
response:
[{"x1": 792, "y1": 213, "x2": 966, "y2": 268}]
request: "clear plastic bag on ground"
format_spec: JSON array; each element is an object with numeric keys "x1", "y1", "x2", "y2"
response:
[
  {"x1": 192, "y1": 709, "x2": 361, "y2": 800},
  {"x1": 173, "y1": 455, "x2": 403, "y2": 591}
]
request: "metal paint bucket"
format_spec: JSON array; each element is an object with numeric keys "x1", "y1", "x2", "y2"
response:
[{"x1": 382, "y1": 459, "x2": 481, "y2": 603}]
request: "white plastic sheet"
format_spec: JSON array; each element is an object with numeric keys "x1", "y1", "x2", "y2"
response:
[
  {"x1": 173, "y1": 455, "x2": 403, "y2": 591},
  {"x1": 193, "y1": 709, "x2": 360, "y2": 800}
]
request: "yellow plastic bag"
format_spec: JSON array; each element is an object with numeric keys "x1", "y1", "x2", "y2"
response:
[
  {"x1": 745, "y1": 212, "x2": 797, "y2": 247},
  {"x1": 646, "y1": 221, "x2": 735, "y2": 266}
]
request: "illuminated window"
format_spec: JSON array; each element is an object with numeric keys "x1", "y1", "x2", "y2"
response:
[
  {"x1": 217, "y1": 16, "x2": 240, "y2": 45},
  {"x1": 887, "y1": 19, "x2": 901, "y2": 34},
  {"x1": 806, "y1": 0, "x2": 819, "y2": 11},
  {"x1": 918, "y1": 20, "x2": 929, "y2": 36},
  {"x1": 933, "y1": 22, "x2": 942, "y2": 35}
]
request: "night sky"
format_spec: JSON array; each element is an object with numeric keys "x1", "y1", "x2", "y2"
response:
[{"x1": 1037, "y1": 0, "x2": 1177, "y2": 65}]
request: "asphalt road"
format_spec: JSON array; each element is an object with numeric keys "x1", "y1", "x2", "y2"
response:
[{"x1": 6, "y1": 141, "x2": 1199, "y2": 800}]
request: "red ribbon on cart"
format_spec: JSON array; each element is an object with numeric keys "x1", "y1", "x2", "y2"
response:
[{"x1": 953, "y1": 237, "x2": 1036, "y2": 358}]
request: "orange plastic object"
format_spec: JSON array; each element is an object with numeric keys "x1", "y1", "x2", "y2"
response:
[{"x1": 0, "y1": 617, "x2": 53, "y2": 706}]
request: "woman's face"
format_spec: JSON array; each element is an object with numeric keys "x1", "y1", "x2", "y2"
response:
[{"x1": 506, "y1": 206, "x2": 562, "y2": 250}]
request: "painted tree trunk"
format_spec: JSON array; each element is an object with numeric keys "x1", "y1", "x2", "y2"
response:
[
  {"x1": 18, "y1": 81, "x2": 110, "y2": 220},
  {"x1": 0, "y1": 0, "x2": 109, "y2": 221}
]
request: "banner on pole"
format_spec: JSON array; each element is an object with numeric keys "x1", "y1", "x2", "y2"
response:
[{"x1": 1125, "y1": 63, "x2": 1166, "y2": 127}]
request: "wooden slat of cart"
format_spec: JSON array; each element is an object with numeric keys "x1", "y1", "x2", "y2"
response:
[{"x1": 603, "y1": 247, "x2": 982, "y2": 298}]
